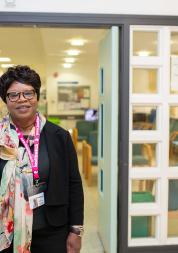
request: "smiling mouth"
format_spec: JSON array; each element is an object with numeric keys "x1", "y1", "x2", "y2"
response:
[{"x1": 16, "y1": 105, "x2": 31, "y2": 109}]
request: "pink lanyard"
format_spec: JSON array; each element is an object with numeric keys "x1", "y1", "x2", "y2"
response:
[{"x1": 15, "y1": 114, "x2": 40, "y2": 184}]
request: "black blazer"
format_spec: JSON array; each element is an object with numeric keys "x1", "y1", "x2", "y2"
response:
[{"x1": 42, "y1": 121, "x2": 84, "y2": 227}]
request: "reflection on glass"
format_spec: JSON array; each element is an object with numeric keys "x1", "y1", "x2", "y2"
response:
[
  {"x1": 169, "y1": 106, "x2": 178, "y2": 166},
  {"x1": 170, "y1": 32, "x2": 178, "y2": 94},
  {"x1": 133, "y1": 68, "x2": 157, "y2": 94},
  {"x1": 132, "y1": 179, "x2": 156, "y2": 203},
  {"x1": 132, "y1": 143, "x2": 156, "y2": 167},
  {"x1": 133, "y1": 31, "x2": 158, "y2": 56},
  {"x1": 168, "y1": 180, "x2": 178, "y2": 237},
  {"x1": 131, "y1": 216, "x2": 156, "y2": 238},
  {"x1": 133, "y1": 106, "x2": 157, "y2": 130}
]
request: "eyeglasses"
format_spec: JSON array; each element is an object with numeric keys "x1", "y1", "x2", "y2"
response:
[{"x1": 6, "y1": 90, "x2": 36, "y2": 102}]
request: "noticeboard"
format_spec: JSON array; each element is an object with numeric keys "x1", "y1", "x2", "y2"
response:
[{"x1": 57, "y1": 85, "x2": 90, "y2": 113}]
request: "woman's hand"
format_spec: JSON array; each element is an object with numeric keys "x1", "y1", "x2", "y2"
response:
[{"x1": 67, "y1": 232, "x2": 82, "y2": 253}]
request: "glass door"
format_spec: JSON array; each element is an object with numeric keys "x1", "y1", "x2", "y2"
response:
[{"x1": 98, "y1": 26, "x2": 119, "y2": 253}]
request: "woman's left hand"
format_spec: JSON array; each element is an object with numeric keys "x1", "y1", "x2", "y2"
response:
[{"x1": 66, "y1": 232, "x2": 82, "y2": 253}]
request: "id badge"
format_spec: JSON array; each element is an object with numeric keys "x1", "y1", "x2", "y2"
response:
[{"x1": 27, "y1": 182, "x2": 47, "y2": 210}]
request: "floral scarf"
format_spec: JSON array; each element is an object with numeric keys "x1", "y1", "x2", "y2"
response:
[{"x1": 0, "y1": 112, "x2": 46, "y2": 253}]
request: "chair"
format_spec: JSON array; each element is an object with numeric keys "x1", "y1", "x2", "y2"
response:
[
  {"x1": 133, "y1": 122, "x2": 153, "y2": 130},
  {"x1": 76, "y1": 120, "x2": 95, "y2": 141},
  {"x1": 132, "y1": 144, "x2": 152, "y2": 167},
  {"x1": 85, "y1": 143, "x2": 92, "y2": 186},
  {"x1": 88, "y1": 130, "x2": 98, "y2": 165},
  {"x1": 149, "y1": 109, "x2": 156, "y2": 124},
  {"x1": 82, "y1": 141, "x2": 94, "y2": 186},
  {"x1": 93, "y1": 120, "x2": 98, "y2": 131},
  {"x1": 76, "y1": 120, "x2": 98, "y2": 141},
  {"x1": 71, "y1": 127, "x2": 78, "y2": 151},
  {"x1": 82, "y1": 140, "x2": 87, "y2": 175},
  {"x1": 133, "y1": 110, "x2": 156, "y2": 130}
]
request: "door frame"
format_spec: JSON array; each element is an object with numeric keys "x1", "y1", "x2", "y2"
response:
[{"x1": 1, "y1": 12, "x2": 178, "y2": 253}]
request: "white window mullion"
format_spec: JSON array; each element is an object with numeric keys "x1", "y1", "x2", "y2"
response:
[{"x1": 159, "y1": 27, "x2": 170, "y2": 245}]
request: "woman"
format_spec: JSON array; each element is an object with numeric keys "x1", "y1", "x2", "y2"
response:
[{"x1": 0, "y1": 65, "x2": 84, "y2": 253}]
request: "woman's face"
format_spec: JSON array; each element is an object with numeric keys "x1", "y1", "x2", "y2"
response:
[{"x1": 6, "y1": 81, "x2": 38, "y2": 122}]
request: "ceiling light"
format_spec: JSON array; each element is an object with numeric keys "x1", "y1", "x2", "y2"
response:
[
  {"x1": 137, "y1": 51, "x2": 150, "y2": 57},
  {"x1": 70, "y1": 39, "x2": 85, "y2": 46},
  {"x1": 63, "y1": 63, "x2": 72, "y2": 69},
  {"x1": 1, "y1": 63, "x2": 14, "y2": 68},
  {"x1": 0, "y1": 57, "x2": 11, "y2": 62},
  {"x1": 67, "y1": 49, "x2": 80, "y2": 56},
  {"x1": 64, "y1": 58, "x2": 75, "y2": 63},
  {"x1": 170, "y1": 40, "x2": 178, "y2": 45}
]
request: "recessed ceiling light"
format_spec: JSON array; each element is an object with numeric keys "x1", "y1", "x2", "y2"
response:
[
  {"x1": 70, "y1": 39, "x2": 86, "y2": 46},
  {"x1": 66, "y1": 49, "x2": 80, "y2": 56},
  {"x1": 64, "y1": 58, "x2": 76, "y2": 63},
  {"x1": 170, "y1": 40, "x2": 178, "y2": 45},
  {"x1": 0, "y1": 57, "x2": 11, "y2": 62},
  {"x1": 63, "y1": 63, "x2": 72, "y2": 68},
  {"x1": 1, "y1": 63, "x2": 14, "y2": 68},
  {"x1": 137, "y1": 51, "x2": 150, "y2": 57}
]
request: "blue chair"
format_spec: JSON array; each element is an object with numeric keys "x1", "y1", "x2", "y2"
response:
[
  {"x1": 132, "y1": 144, "x2": 150, "y2": 167},
  {"x1": 76, "y1": 120, "x2": 95, "y2": 141},
  {"x1": 93, "y1": 121, "x2": 98, "y2": 131}
]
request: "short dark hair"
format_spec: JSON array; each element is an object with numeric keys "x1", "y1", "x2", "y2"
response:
[{"x1": 0, "y1": 65, "x2": 41, "y2": 103}]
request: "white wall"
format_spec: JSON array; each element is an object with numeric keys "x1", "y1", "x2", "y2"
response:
[
  {"x1": 46, "y1": 60, "x2": 98, "y2": 116},
  {"x1": 1, "y1": 0, "x2": 178, "y2": 16}
]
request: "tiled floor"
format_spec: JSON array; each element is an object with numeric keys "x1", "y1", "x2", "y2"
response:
[{"x1": 77, "y1": 145, "x2": 104, "y2": 253}]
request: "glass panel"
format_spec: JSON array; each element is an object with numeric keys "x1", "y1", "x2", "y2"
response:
[
  {"x1": 131, "y1": 216, "x2": 156, "y2": 238},
  {"x1": 170, "y1": 32, "x2": 178, "y2": 94},
  {"x1": 133, "y1": 31, "x2": 158, "y2": 56},
  {"x1": 168, "y1": 179, "x2": 178, "y2": 237},
  {"x1": 132, "y1": 143, "x2": 156, "y2": 167},
  {"x1": 169, "y1": 106, "x2": 178, "y2": 166},
  {"x1": 100, "y1": 68, "x2": 104, "y2": 94},
  {"x1": 100, "y1": 169, "x2": 104, "y2": 192},
  {"x1": 132, "y1": 179, "x2": 156, "y2": 203},
  {"x1": 133, "y1": 68, "x2": 157, "y2": 94},
  {"x1": 100, "y1": 104, "x2": 104, "y2": 158},
  {"x1": 133, "y1": 106, "x2": 157, "y2": 130}
]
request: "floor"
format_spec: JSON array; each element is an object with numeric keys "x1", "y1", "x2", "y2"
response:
[{"x1": 77, "y1": 144, "x2": 105, "y2": 253}]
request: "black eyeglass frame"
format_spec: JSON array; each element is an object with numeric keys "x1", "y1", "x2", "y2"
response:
[{"x1": 6, "y1": 90, "x2": 36, "y2": 102}]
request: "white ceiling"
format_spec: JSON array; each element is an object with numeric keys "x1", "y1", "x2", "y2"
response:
[{"x1": 0, "y1": 27, "x2": 108, "y2": 84}]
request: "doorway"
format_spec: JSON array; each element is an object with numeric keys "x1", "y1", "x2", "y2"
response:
[{"x1": 0, "y1": 26, "x2": 119, "y2": 253}]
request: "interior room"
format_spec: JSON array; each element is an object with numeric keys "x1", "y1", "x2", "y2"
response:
[{"x1": 0, "y1": 26, "x2": 108, "y2": 253}]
